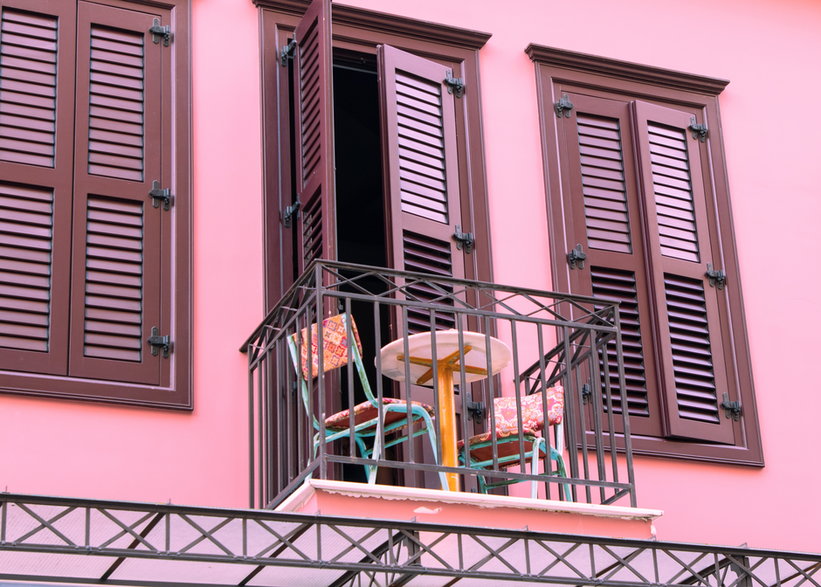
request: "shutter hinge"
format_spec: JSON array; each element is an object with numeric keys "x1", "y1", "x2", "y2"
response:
[
  {"x1": 149, "y1": 18, "x2": 172, "y2": 47},
  {"x1": 567, "y1": 244, "x2": 587, "y2": 270},
  {"x1": 452, "y1": 225, "x2": 475, "y2": 254},
  {"x1": 466, "y1": 401, "x2": 486, "y2": 425},
  {"x1": 147, "y1": 327, "x2": 172, "y2": 358},
  {"x1": 281, "y1": 199, "x2": 301, "y2": 228},
  {"x1": 689, "y1": 116, "x2": 708, "y2": 142},
  {"x1": 149, "y1": 180, "x2": 173, "y2": 210},
  {"x1": 721, "y1": 392, "x2": 742, "y2": 421},
  {"x1": 443, "y1": 75, "x2": 465, "y2": 99},
  {"x1": 555, "y1": 93, "x2": 574, "y2": 118},
  {"x1": 581, "y1": 382, "x2": 592, "y2": 405},
  {"x1": 280, "y1": 39, "x2": 297, "y2": 67},
  {"x1": 705, "y1": 264, "x2": 726, "y2": 290}
]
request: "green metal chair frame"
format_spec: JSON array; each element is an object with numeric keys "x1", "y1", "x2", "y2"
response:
[
  {"x1": 459, "y1": 388, "x2": 571, "y2": 500},
  {"x1": 287, "y1": 313, "x2": 448, "y2": 488}
]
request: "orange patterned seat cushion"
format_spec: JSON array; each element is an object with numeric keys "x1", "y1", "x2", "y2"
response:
[
  {"x1": 325, "y1": 398, "x2": 435, "y2": 430},
  {"x1": 293, "y1": 314, "x2": 363, "y2": 380},
  {"x1": 458, "y1": 385, "x2": 564, "y2": 463}
]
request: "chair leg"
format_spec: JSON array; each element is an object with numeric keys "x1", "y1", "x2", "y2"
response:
[
  {"x1": 554, "y1": 451, "x2": 572, "y2": 501},
  {"x1": 417, "y1": 408, "x2": 450, "y2": 490},
  {"x1": 531, "y1": 438, "x2": 543, "y2": 499}
]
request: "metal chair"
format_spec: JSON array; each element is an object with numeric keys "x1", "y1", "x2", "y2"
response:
[
  {"x1": 458, "y1": 385, "x2": 570, "y2": 499},
  {"x1": 287, "y1": 313, "x2": 447, "y2": 488}
]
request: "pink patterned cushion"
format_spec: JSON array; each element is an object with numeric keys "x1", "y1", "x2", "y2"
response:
[
  {"x1": 457, "y1": 386, "x2": 564, "y2": 462},
  {"x1": 325, "y1": 398, "x2": 434, "y2": 430},
  {"x1": 491, "y1": 385, "x2": 564, "y2": 435},
  {"x1": 293, "y1": 314, "x2": 363, "y2": 380}
]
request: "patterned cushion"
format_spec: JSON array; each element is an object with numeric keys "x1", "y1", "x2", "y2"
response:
[
  {"x1": 457, "y1": 385, "x2": 564, "y2": 463},
  {"x1": 292, "y1": 314, "x2": 363, "y2": 380},
  {"x1": 491, "y1": 385, "x2": 564, "y2": 435},
  {"x1": 325, "y1": 398, "x2": 435, "y2": 430}
]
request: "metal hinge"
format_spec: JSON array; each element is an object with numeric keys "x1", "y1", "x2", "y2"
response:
[
  {"x1": 443, "y1": 75, "x2": 465, "y2": 99},
  {"x1": 689, "y1": 116, "x2": 708, "y2": 142},
  {"x1": 555, "y1": 93, "x2": 574, "y2": 118},
  {"x1": 147, "y1": 327, "x2": 171, "y2": 358},
  {"x1": 721, "y1": 392, "x2": 742, "y2": 421},
  {"x1": 452, "y1": 225, "x2": 475, "y2": 254},
  {"x1": 282, "y1": 200, "x2": 301, "y2": 228},
  {"x1": 466, "y1": 401, "x2": 486, "y2": 425},
  {"x1": 149, "y1": 180, "x2": 173, "y2": 210},
  {"x1": 280, "y1": 39, "x2": 297, "y2": 67},
  {"x1": 705, "y1": 264, "x2": 726, "y2": 290},
  {"x1": 149, "y1": 18, "x2": 172, "y2": 47},
  {"x1": 567, "y1": 244, "x2": 587, "y2": 270}
]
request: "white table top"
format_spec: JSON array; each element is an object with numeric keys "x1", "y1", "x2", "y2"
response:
[{"x1": 378, "y1": 329, "x2": 512, "y2": 385}]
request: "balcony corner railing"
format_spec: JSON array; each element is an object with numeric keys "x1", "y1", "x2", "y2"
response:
[{"x1": 241, "y1": 260, "x2": 636, "y2": 510}]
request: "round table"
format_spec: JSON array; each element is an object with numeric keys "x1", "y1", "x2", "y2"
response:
[{"x1": 379, "y1": 330, "x2": 512, "y2": 491}]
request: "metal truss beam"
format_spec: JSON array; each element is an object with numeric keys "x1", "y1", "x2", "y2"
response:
[{"x1": 0, "y1": 493, "x2": 819, "y2": 586}]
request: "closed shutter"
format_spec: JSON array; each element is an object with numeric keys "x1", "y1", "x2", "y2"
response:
[
  {"x1": 66, "y1": 1, "x2": 168, "y2": 385},
  {"x1": 377, "y1": 44, "x2": 465, "y2": 333},
  {"x1": 633, "y1": 101, "x2": 734, "y2": 443},
  {"x1": 0, "y1": 0, "x2": 74, "y2": 374},
  {"x1": 291, "y1": 0, "x2": 335, "y2": 273},
  {"x1": 557, "y1": 93, "x2": 662, "y2": 437}
]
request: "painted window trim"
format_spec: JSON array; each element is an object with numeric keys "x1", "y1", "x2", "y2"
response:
[
  {"x1": 0, "y1": 0, "x2": 192, "y2": 409},
  {"x1": 528, "y1": 44, "x2": 763, "y2": 466},
  {"x1": 257, "y1": 0, "x2": 493, "y2": 309}
]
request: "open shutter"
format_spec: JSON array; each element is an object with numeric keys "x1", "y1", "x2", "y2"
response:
[
  {"x1": 633, "y1": 101, "x2": 734, "y2": 443},
  {"x1": 557, "y1": 93, "x2": 662, "y2": 437},
  {"x1": 66, "y1": 1, "x2": 168, "y2": 385},
  {"x1": 377, "y1": 44, "x2": 465, "y2": 333},
  {"x1": 291, "y1": 0, "x2": 335, "y2": 273},
  {"x1": 0, "y1": 0, "x2": 74, "y2": 374}
]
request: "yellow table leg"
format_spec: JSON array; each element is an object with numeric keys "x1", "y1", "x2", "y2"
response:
[{"x1": 437, "y1": 364, "x2": 460, "y2": 491}]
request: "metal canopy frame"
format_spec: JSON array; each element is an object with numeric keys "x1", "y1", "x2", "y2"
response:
[{"x1": 1, "y1": 493, "x2": 819, "y2": 586}]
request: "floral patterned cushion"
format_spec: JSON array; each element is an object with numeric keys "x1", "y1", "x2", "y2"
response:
[
  {"x1": 292, "y1": 314, "x2": 363, "y2": 380},
  {"x1": 491, "y1": 385, "x2": 564, "y2": 435},
  {"x1": 325, "y1": 398, "x2": 435, "y2": 430},
  {"x1": 457, "y1": 385, "x2": 564, "y2": 463}
]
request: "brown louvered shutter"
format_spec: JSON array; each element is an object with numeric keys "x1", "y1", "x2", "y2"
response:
[
  {"x1": 633, "y1": 101, "x2": 734, "y2": 443},
  {"x1": 291, "y1": 0, "x2": 335, "y2": 273},
  {"x1": 0, "y1": 0, "x2": 75, "y2": 374},
  {"x1": 66, "y1": 1, "x2": 169, "y2": 385},
  {"x1": 557, "y1": 93, "x2": 662, "y2": 437},
  {"x1": 377, "y1": 44, "x2": 465, "y2": 333}
]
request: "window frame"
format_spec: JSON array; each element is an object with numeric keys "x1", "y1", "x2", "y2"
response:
[
  {"x1": 528, "y1": 44, "x2": 763, "y2": 465},
  {"x1": 256, "y1": 0, "x2": 493, "y2": 309},
  {"x1": 0, "y1": 0, "x2": 192, "y2": 409}
]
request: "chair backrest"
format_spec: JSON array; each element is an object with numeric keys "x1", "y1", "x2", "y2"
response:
[
  {"x1": 491, "y1": 385, "x2": 564, "y2": 436},
  {"x1": 286, "y1": 313, "x2": 374, "y2": 429},
  {"x1": 290, "y1": 313, "x2": 364, "y2": 380}
]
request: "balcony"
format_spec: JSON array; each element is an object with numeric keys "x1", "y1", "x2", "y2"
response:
[{"x1": 242, "y1": 261, "x2": 637, "y2": 510}]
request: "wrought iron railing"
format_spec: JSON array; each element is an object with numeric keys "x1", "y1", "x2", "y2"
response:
[{"x1": 241, "y1": 261, "x2": 636, "y2": 509}]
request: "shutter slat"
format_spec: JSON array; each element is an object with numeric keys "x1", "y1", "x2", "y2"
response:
[
  {"x1": 85, "y1": 23, "x2": 144, "y2": 181},
  {"x1": 591, "y1": 266, "x2": 651, "y2": 416},
  {"x1": 0, "y1": 181, "x2": 53, "y2": 352},
  {"x1": 577, "y1": 113, "x2": 632, "y2": 254},
  {"x1": 0, "y1": 6, "x2": 57, "y2": 168}
]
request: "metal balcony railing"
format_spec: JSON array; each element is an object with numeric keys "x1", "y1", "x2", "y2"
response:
[{"x1": 242, "y1": 261, "x2": 636, "y2": 509}]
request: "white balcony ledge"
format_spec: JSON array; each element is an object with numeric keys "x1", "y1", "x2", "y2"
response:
[{"x1": 276, "y1": 479, "x2": 663, "y2": 540}]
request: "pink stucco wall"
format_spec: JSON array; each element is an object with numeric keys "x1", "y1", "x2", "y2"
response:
[{"x1": 2, "y1": 0, "x2": 820, "y2": 554}]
